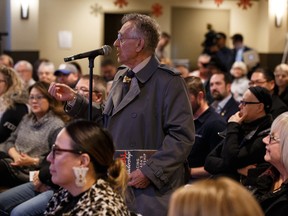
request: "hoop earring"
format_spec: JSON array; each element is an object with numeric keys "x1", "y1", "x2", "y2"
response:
[{"x1": 73, "y1": 166, "x2": 89, "y2": 187}]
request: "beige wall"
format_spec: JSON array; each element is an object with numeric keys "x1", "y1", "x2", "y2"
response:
[
  {"x1": 10, "y1": 0, "x2": 39, "y2": 50},
  {"x1": 1, "y1": 0, "x2": 287, "y2": 72},
  {"x1": 171, "y1": 7, "x2": 230, "y2": 69}
]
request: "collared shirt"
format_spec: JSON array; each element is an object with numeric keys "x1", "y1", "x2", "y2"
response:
[
  {"x1": 131, "y1": 56, "x2": 152, "y2": 73},
  {"x1": 236, "y1": 47, "x2": 244, "y2": 61},
  {"x1": 218, "y1": 94, "x2": 232, "y2": 112}
]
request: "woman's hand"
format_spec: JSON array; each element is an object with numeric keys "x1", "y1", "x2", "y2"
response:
[{"x1": 10, "y1": 152, "x2": 39, "y2": 167}]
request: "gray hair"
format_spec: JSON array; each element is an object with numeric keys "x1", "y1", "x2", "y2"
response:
[
  {"x1": 122, "y1": 13, "x2": 160, "y2": 53},
  {"x1": 270, "y1": 112, "x2": 288, "y2": 171}
]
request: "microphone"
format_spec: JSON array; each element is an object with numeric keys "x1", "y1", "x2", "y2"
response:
[{"x1": 64, "y1": 45, "x2": 112, "y2": 62}]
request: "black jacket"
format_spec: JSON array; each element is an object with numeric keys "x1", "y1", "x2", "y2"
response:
[
  {"x1": 204, "y1": 115, "x2": 273, "y2": 181},
  {"x1": 252, "y1": 166, "x2": 288, "y2": 216}
]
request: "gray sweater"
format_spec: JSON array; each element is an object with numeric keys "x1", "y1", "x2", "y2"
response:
[{"x1": 1, "y1": 110, "x2": 65, "y2": 182}]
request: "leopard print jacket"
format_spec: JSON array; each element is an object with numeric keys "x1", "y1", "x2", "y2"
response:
[{"x1": 44, "y1": 178, "x2": 131, "y2": 216}]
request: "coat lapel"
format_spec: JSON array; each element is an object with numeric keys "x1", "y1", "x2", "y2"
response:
[
  {"x1": 103, "y1": 56, "x2": 160, "y2": 117},
  {"x1": 113, "y1": 77, "x2": 140, "y2": 115}
]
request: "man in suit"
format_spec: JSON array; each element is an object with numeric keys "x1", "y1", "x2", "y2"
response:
[
  {"x1": 49, "y1": 13, "x2": 195, "y2": 216},
  {"x1": 210, "y1": 71, "x2": 239, "y2": 121}
]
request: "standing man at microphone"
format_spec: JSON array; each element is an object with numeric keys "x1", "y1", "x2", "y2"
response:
[{"x1": 49, "y1": 13, "x2": 194, "y2": 216}]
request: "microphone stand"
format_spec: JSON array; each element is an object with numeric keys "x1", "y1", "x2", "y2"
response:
[{"x1": 88, "y1": 56, "x2": 96, "y2": 121}]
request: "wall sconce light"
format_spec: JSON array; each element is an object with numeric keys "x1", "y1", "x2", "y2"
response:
[
  {"x1": 20, "y1": 0, "x2": 29, "y2": 20},
  {"x1": 271, "y1": 0, "x2": 286, "y2": 28}
]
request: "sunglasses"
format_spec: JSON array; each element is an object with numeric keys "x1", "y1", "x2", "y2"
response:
[{"x1": 239, "y1": 100, "x2": 261, "y2": 106}]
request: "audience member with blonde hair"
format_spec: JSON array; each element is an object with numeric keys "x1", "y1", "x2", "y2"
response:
[
  {"x1": 0, "y1": 66, "x2": 28, "y2": 143},
  {"x1": 274, "y1": 63, "x2": 288, "y2": 106},
  {"x1": 230, "y1": 61, "x2": 249, "y2": 101},
  {"x1": 0, "y1": 54, "x2": 14, "y2": 67},
  {"x1": 0, "y1": 81, "x2": 66, "y2": 188},
  {"x1": 168, "y1": 177, "x2": 264, "y2": 216}
]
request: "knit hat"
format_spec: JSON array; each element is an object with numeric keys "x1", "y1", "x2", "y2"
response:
[{"x1": 248, "y1": 86, "x2": 272, "y2": 114}]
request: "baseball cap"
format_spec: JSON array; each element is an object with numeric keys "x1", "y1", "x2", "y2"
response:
[{"x1": 54, "y1": 63, "x2": 77, "y2": 76}]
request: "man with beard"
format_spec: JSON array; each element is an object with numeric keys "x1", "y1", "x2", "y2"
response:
[
  {"x1": 185, "y1": 76, "x2": 226, "y2": 181},
  {"x1": 210, "y1": 71, "x2": 239, "y2": 121}
]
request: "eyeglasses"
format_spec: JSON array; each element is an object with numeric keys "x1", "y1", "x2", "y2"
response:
[
  {"x1": 116, "y1": 33, "x2": 139, "y2": 45},
  {"x1": 268, "y1": 134, "x2": 280, "y2": 145},
  {"x1": 28, "y1": 95, "x2": 46, "y2": 101},
  {"x1": 74, "y1": 87, "x2": 89, "y2": 94},
  {"x1": 239, "y1": 100, "x2": 261, "y2": 106},
  {"x1": 74, "y1": 88, "x2": 98, "y2": 95},
  {"x1": 51, "y1": 144, "x2": 83, "y2": 159},
  {"x1": 249, "y1": 80, "x2": 267, "y2": 86},
  {"x1": 0, "y1": 79, "x2": 6, "y2": 83}
]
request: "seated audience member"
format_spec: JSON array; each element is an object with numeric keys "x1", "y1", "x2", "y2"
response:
[
  {"x1": 176, "y1": 64, "x2": 190, "y2": 78},
  {"x1": 33, "y1": 58, "x2": 50, "y2": 82},
  {"x1": 0, "y1": 54, "x2": 14, "y2": 67},
  {"x1": 210, "y1": 71, "x2": 239, "y2": 121},
  {"x1": 0, "y1": 81, "x2": 66, "y2": 188},
  {"x1": 205, "y1": 86, "x2": 273, "y2": 181},
  {"x1": 0, "y1": 66, "x2": 28, "y2": 143},
  {"x1": 73, "y1": 74, "x2": 107, "y2": 105},
  {"x1": 100, "y1": 58, "x2": 117, "y2": 82},
  {"x1": 190, "y1": 53, "x2": 211, "y2": 83},
  {"x1": 274, "y1": 63, "x2": 288, "y2": 106},
  {"x1": 37, "y1": 61, "x2": 56, "y2": 83},
  {"x1": 50, "y1": 74, "x2": 107, "y2": 121},
  {"x1": 184, "y1": 76, "x2": 226, "y2": 180},
  {"x1": 245, "y1": 112, "x2": 288, "y2": 216},
  {"x1": 230, "y1": 61, "x2": 249, "y2": 102},
  {"x1": 168, "y1": 177, "x2": 264, "y2": 216},
  {"x1": 0, "y1": 76, "x2": 105, "y2": 215},
  {"x1": 250, "y1": 68, "x2": 288, "y2": 119},
  {"x1": 54, "y1": 63, "x2": 80, "y2": 88},
  {"x1": 44, "y1": 120, "x2": 131, "y2": 215},
  {"x1": 14, "y1": 60, "x2": 36, "y2": 89}
]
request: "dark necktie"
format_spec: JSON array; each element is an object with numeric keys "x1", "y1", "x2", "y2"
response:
[{"x1": 122, "y1": 70, "x2": 135, "y2": 99}]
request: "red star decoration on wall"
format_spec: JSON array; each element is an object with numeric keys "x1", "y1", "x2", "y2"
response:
[
  {"x1": 215, "y1": 0, "x2": 224, "y2": 7},
  {"x1": 151, "y1": 3, "x2": 163, "y2": 17},
  {"x1": 237, "y1": 0, "x2": 253, "y2": 10},
  {"x1": 114, "y1": 0, "x2": 128, "y2": 8}
]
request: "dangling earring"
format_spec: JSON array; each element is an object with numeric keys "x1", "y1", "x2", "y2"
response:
[{"x1": 73, "y1": 166, "x2": 89, "y2": 187}]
